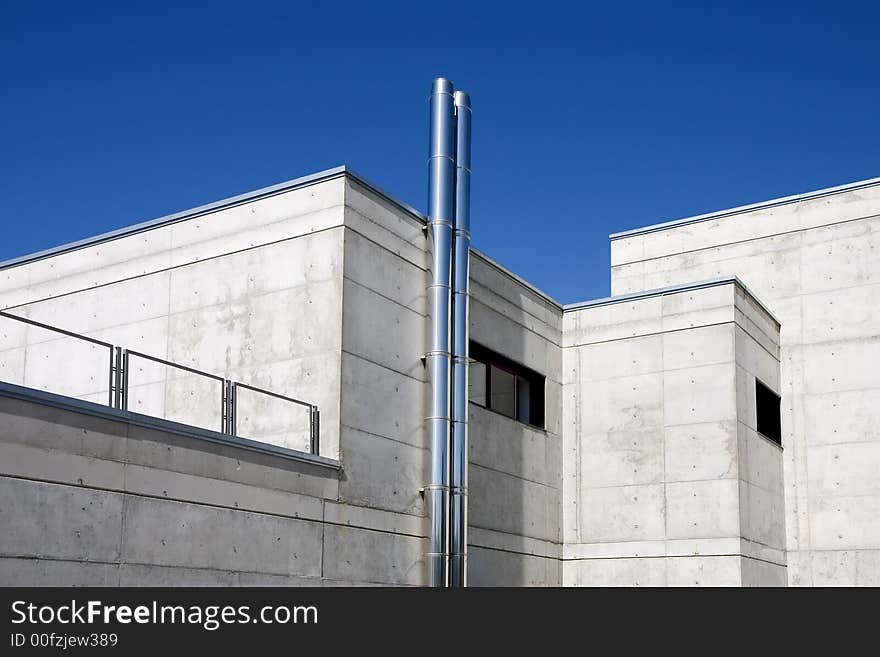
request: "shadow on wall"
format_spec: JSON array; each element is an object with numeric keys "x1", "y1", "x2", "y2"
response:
[{"x1": 466, "y1": 284, "x2": 558, "y2": 586}]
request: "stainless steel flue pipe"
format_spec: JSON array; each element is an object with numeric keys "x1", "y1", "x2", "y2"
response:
[
  {"x1": 450, "y1": 89, "x2": 471, "y2": 588},
  {"x1": 425, "y1": 77, "x2": 456, "y2": 587},
  {"x1": 425, "y1": 77, "x2": 471, "y2": 587}
]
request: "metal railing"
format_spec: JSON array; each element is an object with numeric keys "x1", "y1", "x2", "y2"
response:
[
  {"x1": 0, "y1": 310, "x2": 320, "y2": 455},
  {"x1": 0, "y1": 310, "x2": 116, "y2": 406}
]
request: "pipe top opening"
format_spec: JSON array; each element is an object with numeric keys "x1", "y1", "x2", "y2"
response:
[{"x1": 432, "y1": 77, "x2": 454, "y2": 95}]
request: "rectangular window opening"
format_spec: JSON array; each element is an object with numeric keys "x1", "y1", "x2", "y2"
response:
[
  {"x1": 755, "y1": 379, "x2": 782, "y2": 446},
  {"x1": 469, "y1": 342, "x2": 545, "y2": 429},
  {"x1": 468, "y1": 361, "x2": 487, "y2": 407}
]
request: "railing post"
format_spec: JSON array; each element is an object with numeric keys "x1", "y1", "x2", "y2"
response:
[
  {"x1": 222, "y1": 380, "x2": 236, "y2": 436},
  {"x1": 121, "y1": 349, "x2": 129, "y2": 411},
  {"x1": 108, "y1": 347, "x2": 116, "y2": 408},
  {"x1": 221, "y1": 380, "x2": 228, "y2": 434},
  {"x1": 310, "y1": 406, "x2": 320, "y2": 455},
  {"x1": 112, "y1": 346, "x2": 126, "y2": 410},
  {"x1": 230, "y1": 382, "x2": 236, "y2": 436}
]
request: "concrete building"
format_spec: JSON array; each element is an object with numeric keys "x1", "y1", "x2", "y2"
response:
[{"x1": 1, "y1": 127, "x2": 878, "y2": 586}]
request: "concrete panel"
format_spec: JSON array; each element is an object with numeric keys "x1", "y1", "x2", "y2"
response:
[
  {"x1": 808, "y1": 550, "x2": 858, "y2": 586},
  {"x1": 0, "y1": 345, "x2": 27, "y2": 389},
  {"x1": 665, "y1": 479, "x2": 740, "y2": 539},
  {"x1": 470, "y1": 298, "x2": 561, "y2": 383},
  {"x1": 666, "y1": 555, "x2": 741, "y2": 587},
  {"x1": 469, "y1": 463, "x2": 558, "y2": 542},
  {"x1": 565, "y1": 296, "x2": 663, "y2": 346},
  {"x1": 0, "y1": 441, "x2": 124, "y2": 491},
  {"x1": 120, "y1": 564, "x2": 238, "y2": 586},
  {"x1": 735, "y1": 326, "x2": 780, "y2": 390},
  {"x1": 19, "y1": 270, "x2": 172, "y2": 336},
  {"x1": 341, "y1": 278, "x2": 424, "y2": 381},
  {"x1": 665, "y1": 421, "x2": 738, "y2": 482},
  {"x1": 578, "y1": 373, "x2": 664, "y2": 435},
  {"x1": 322, "y1": 524, "x2": 424, "y2": 586},
  {"x1": 230, "y1": 353, "x2": 341, "y2": 459},
  {"x1": 469, "y1": 406, "x2": 555, "y2": 486},
  {"x1": 807, "y1": 442, "x2": 880, "y2": 498},
  {"x1": 468, "y1": 547, "x2": 559, "y2": 586},
  {"x1": 340, "y1": 353, "x2": 425, "y2": 450},
  {"x1": 468, "y1": 526, "x2": 560, "y2": 560},
  {"x1": 803, "y1": 389, "x2": 880, "y2": 446},
  {"x1": 0, "y1": 176, "x2": 346, "y2": 308},
  {"x1": 808, "y1": 494, "x2": 880, "y2": 550},
  {"x1": 169, "y1": 178, "x2": 345, "y2": 252},
  {"x1": 574, "y1": 334, "x2": 663, "y2": 382},
  {"x1": 121, "y1": 494, "x2": 323, "y2": 577},
  {"x1": 470, "y1": 251, "x2": 562, "y2": 332},
  {"x1": 124, "y1": 423, "x2": 338, "y2": 501},
  {"x1": 661, "y1": 285, "x2": 735, "y2": 332},
  {"x1": 470, "y1": 279, "x2": 562, "y2": 347},
  {"x1": 122, "y1": 463, "x2": 324, "y2": 522},
  {"x1": 0, "y1": 558, "x2": 120, "y2": 586},
  {"x1": 0, "y1": 477, "x2": 123, "y2": 562},
  {"x1": 92, "y1": 316, "x2": 171, "y2": 359},
  {"x1": 166, "y1": 281, "x2": 342, "y2": 373},
  {"x1": 343, "y1": 178, "x2": 427, "y2": 270},
  {"x1": 233, "y1": 384, "x2": 312, "y2": 452},
  {"x1": 740, "y1": 481, "x2": 786, "y2": 549},
  {"x1": 343, "y1": 228, "x2": 426, "y2": 315},
  {"x1": 610, "y1": 184, "x2": 880, "y2": 266},
  {"x1": 662, "y1": 323, "x2": 734, "y2": 370},
  {"x1": 337, "y1": 427, "x2": 425, "y2": 516},
  {"x1": 801, "y1": 338, "x2": 880, "y2": 395},
  {"x1": 742, "y1": 426, "x2": 784, "y2": 493},
  {"x1": 0, "y1": 396, "x2": 128, "y2": 461},
  {"x1": 323, "y1": 501, "x2": 426, "y2": 539},
  {"x1": 663, "y1": 363, "x2": 736, "y2": 427},
  {"x1": 579, "y1": 429, "x2": 664, "y2": 489},
  {"x1": 563, "y1": 557, "x2": 667, "y2": 586},
  {"x1": 801, "y1": 227, "x2": 880, "y2": 295},
  {"x1": 22, "y1": 335, "x2": 112, "y2": 401},
  {"x1": 579, "y1": 484, "x2": 666, "y2": 543},
  {"x1": 167, "y1": 227, "x2": 342, "y2": 314}
]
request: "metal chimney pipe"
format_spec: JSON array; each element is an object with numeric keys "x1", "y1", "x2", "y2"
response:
[
  {"x1": 450, "y1": 89, "x2": 471, "y2": 588},
  {"x1": 425, "y1": 77, "x2": 456, "y2": 587}
]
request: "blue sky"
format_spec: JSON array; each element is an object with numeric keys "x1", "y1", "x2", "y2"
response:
[{"x1": 1, "y1": 1, "x2": 877, "y2": 303}]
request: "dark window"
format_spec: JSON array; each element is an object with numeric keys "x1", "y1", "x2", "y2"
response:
[
  {"x1": 469, "y1": 342, "x2": 545, "y2": 429},
  {"x1": 490, "y1": 365, "x2": 516, "y2": 417},
  {"x1": 755, "y1": 379, "x2": 782, "y2": 446},
  {"x1": 469, "y1": 361, "x2": 487, "y2": 407}
]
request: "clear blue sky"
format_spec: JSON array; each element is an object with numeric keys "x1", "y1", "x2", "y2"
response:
[{"x1": 1, "y1": 1, "x2": 877, "y2": 303}]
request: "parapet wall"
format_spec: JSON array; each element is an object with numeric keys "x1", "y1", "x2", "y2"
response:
[{"x1": 0, "y1": 385, "x2": 430, "y2": 586}]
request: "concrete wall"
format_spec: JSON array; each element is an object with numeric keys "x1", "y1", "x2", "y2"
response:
[
  {"x1": 609, "y1": 179, "x2": 880, "y2": 585},
  {"x1": 335, "y1": 177, "x2": 430, "y2": 585},
  {"x1": 0, "y1": 174, "x2": 346, "y2": 457},
  {"x1": 0, "y1": 386, "x2": 433, "y2": 586},
  {"x1": 0, "y1": 168, "x2": 570, "y2": 586},
  {"x1": 339, "y1": 176, "x2": 566, "y2": 586},
  {"x1": 0, "y1": 171, "x2": 432, "y2": 587},
  {"x1": 561, "y1": 280, "x2": 784, "y2": 585},
  {"x1": 467, "y1": 251, "x2": 563, "y2": 585}
]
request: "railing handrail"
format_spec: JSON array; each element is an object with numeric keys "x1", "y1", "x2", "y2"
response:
[
  {"x1": 0, "y1": 310, "x2": 320, "y2": 454},
  {"x1": 0, "y1": 310, "x2": 114, "y2": 349},
  {"x1": 231, "y1": 381, "x2": 316, "y2": 410},
  {"x1": 125, "y1": 349, "x2": 226, "y2": 382}
]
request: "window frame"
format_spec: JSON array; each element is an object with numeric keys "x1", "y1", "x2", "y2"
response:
[
  {"x1": 469, "y1": 342, "x2": 545, "y2": 430},
  {"x1": 755, "y1": 377, "x2": 782, "y2": 447}
]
